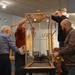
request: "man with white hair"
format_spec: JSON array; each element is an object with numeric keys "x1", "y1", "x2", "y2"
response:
[
  {"x1": 0, "y1": 25, "x2": 21, "y2": 75},
  {"x1": 53, "y1": 19, "x2": 75, "y2": 75}
]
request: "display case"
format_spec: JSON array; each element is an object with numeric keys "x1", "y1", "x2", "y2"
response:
[{"x1": 24, "y1": 12, "x2": 54, "y2": 69}]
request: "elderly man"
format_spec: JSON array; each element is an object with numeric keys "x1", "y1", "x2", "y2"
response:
[
  {"x1": 0, "y1": 25, "x2": 21, "y2": 75},
  {"x1": 53, "y1": 19, "x2": 75, "y2": 75}
]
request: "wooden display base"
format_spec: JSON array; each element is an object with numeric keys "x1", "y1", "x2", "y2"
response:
[{"x1": 20, "y1": 61, "x2": 55, "y2": 75}]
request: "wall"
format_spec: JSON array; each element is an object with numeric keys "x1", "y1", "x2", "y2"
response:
[
  {"x1": 12, "y1": 15, "x2": 23, "y2": 24},
  {"x1": 0, "y1": 12, "x2": 12, "y2": 28},
  {"x1": 0, "y1": 12, "x2": 23, "y2": 27},
  {"x1": 66, "y1": 0, "x2": 75, "y2": 13}
]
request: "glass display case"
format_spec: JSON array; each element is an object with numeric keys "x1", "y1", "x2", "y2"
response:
[{"x1": 25, "y1": 12, "x2": 54, "y2": 68}]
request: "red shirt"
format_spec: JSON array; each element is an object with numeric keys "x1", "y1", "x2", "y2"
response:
[{"x1": 15, "y1": 28, "x2": 26, "y2": 48}]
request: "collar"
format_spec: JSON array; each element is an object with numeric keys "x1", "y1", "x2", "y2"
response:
[{"x1": 66, "y1": 27, "x2": 73, "y2": 35}]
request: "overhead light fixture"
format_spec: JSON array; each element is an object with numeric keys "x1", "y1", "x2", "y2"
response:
[
  {"x1": 0, "y1": 2, "x2": 7, "y2": 9},
  {"x1": 2, "y1": 3, "x2": 6, "y2": 9}
]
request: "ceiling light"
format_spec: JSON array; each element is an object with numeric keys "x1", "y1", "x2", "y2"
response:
[
  {"x1": 0, "y1": 3, "x2": 7, "y2": 9},
  {"x1": 2, "y1": 3, "x2": 6, "y2": 9}
]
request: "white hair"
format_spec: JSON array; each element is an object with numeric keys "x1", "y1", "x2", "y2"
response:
[{"x1": 1, "y1": 25, "x2": 10, "y2": 32}]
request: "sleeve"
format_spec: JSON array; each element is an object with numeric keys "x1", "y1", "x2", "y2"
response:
[
  {"x1": 15, "y1": 28, "x2": 22, "y2": 39},
  {"x1": 52, "y1": 15, "x2": 61, "y2": 23},
  {"x1": 59, "y1": 31, "x2": 75, "y2": 56},
  {"x1": 6, "y1": 35, "x2": 20, "y2": 53}
]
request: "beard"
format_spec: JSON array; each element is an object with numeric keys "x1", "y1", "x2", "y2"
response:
[{"x1": 63, "y1": 27, "x2": 66, "y2": 32}]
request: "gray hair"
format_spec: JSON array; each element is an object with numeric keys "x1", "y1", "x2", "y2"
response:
[{"x1": 1, "y1": 25, "x2": 10, "y2": 32}]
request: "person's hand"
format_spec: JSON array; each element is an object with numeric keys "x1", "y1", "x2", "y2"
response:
[
  {"x1": 53, "y1": 47, "x2": 60, "y2": 52},
  {"x1": 19, "y1": 45, "x2": 25, "y2": 55},
  {"x1": 43, "y1": 14, "x2": 49, "y2": 18},
  {"x1": 53, "y1": 52, "x2": 59, "y2": 57}
]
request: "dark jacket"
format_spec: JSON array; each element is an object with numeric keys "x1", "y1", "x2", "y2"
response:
[
  {"x1": 52, "y1": 15, "x2": 68, "y2": 42},
  {"x1": 59, "y1": 28, "x2": 75, "y2": 69}
]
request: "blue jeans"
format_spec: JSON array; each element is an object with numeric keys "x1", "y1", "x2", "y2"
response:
[{"x1": 68, "y1": 66, "x2": 75, "y2": 75}]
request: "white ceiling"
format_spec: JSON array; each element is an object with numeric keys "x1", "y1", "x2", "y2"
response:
[
  {"x1": 0, "y1": 0, "x2": 75, "y2": 24},
  {"x1": 0, "y1": 0, "x2": 66, "y2": 17}
]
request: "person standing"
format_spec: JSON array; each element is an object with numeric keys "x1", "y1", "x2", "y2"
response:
[
  {"x1": 52, "y1": 10, "x2": 68, "y2": 47},
  {"x1": 53, "y1": 19, "x2": 75, "y2": 75},
  {"x1": 15, "y1": 18, "x2": 26, "y2": 75},
  {"x1": 0, "y1": 25, "x2": 20, "y2": 75},
  {"x1": 52, "y1": 10, "x2": 68, "y2": 75}
]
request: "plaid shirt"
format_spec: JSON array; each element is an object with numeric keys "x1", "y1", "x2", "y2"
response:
[{"x1": 15, "y1": 28, "x2": 26, "y2": 48}]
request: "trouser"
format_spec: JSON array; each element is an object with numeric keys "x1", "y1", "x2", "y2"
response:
[
  {"x1": 60, "y1": 62, "x2": 68, "y2": 75},
  {"x1": 0, "y1": 54, "x2": 11, "y2": 75},
  {"x1": 59, "y1": 41, "x2": 64, "y2": 47},
  {"x1": 59, "y1": 41, "x2": 68, "y2": 75},
  {"x1": 15, "y1": 53, "x2": 25, "y2": 75},
  {"x1": 68, "y1": 66, "x2": 75, "y2": 75}
]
